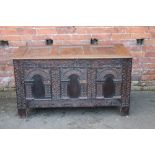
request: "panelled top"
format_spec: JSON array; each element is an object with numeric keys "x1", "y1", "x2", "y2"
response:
[{"x1": 13, "y1": 44, "x2": 132, "y2": 60}]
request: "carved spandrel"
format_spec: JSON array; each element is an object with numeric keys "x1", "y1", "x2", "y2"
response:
[
  {"x1": 97, "y1": 68, "x2": 122, "y2": 81},
  {"x1": 24, "y1": 68, "x2": 50, "y2": 81},
  {"x1": 61, "y1": 68, "x2": 87, "y2": 81}
]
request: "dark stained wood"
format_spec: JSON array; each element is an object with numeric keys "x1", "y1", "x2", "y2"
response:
[{"x1": 13, "y1": 44, "x2": 132, "y2": 117}]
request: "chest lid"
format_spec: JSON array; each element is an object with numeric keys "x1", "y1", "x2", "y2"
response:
[{"x1": 13, "y1": 44, "x2": 132, "y2": 60}]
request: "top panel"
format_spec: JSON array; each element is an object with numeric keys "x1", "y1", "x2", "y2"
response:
[{"x1": 13, "y1": 44, "x2": 132, "y2": 60}]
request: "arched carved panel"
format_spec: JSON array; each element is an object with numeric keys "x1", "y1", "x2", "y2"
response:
[
  {"x1": 61, "y1": 68, "x2": 87, "y2": 98},
  {"x1": 102, "y1": 74, "x2": 115, "y2": 98},
  {"x1": 24, "y1": 69, "x2": 51, "y2": 99},
  {"x1": 31, "y1": 74, "x2": 45, "y2": 99},
  {"x1": 67, "y1": 74, "x2": 81, "y2": 98},
  {"x1": 96, "y1": 69, "x2": 122, "y2": 98}
]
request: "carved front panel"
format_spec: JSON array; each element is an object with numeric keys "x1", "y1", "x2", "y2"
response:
[{"x1": 14, "y1": 58, "x2": 132, "y2": 113}]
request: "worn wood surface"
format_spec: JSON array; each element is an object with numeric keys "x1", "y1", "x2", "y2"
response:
[{"x1": 13, "y1": 44, "x2": 131, "y2": 60}]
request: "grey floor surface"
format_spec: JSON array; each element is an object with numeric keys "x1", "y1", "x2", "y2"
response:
[{"x1": 0, "y1": 91, "x2": 155, "y2": 129}]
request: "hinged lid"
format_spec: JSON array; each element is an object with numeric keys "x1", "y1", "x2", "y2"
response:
[{"x1": 13, "y1": 44, "x2": 132, "y2": 60}]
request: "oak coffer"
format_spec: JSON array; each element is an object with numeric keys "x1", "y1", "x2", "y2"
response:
[{"x1": 13, "y1": 44, "x2": 132, "y2": 117}]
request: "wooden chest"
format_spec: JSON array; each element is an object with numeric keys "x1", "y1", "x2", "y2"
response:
[{"x1": 13, "y1": 44, "x2": 132, "y2": 117}]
